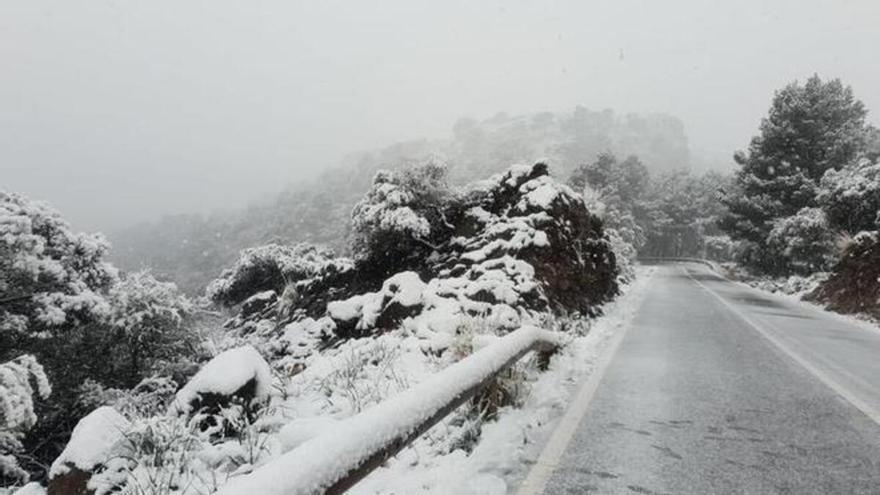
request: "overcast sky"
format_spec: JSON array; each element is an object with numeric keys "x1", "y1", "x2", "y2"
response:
[{"x1": 2, "y1": 0, "x2": 879, "y2": 231}]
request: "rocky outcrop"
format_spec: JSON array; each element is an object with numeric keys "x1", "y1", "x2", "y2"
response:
[
  {"x1": 806, "y1": 231, "x2": 880, "y2": 318},
  {"x1": 217, "y1": 163, "x2": 618, "y2": 370}
]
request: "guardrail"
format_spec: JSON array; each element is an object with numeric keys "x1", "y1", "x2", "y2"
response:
[
  {"x1": 218, "y1": 326, "x2": 563, "y2": 495},
  {"x1": 636, "y1": 256, "x2": 720, "y2": 272}
]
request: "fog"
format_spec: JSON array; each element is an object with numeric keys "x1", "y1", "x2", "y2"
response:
[{"x1": 2, "y1": 0, "x2": 879, "y2": 231}]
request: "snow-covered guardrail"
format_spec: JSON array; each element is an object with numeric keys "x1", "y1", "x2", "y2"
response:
[
  {"x1": 637, "y1": 256, "x2": 719, "y2": 271},
  {"x1": 217, "y1": 326, "x2": 562, "y2": 495}
]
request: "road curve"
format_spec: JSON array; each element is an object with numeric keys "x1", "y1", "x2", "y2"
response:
[{"x1": 536, "y1": 262, "x2": 880, "y2": 494}]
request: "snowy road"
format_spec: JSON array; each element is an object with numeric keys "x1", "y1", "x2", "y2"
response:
[{"x1": 535, "y1": 262, "x2": 880, "y2": 494}]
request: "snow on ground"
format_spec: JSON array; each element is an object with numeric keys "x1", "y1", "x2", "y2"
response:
[
  {"x1": 218, "y1": 326, "x2": 564, "y2": 495},
  {"x1": 718, "y1": 262, "x2": 827, "y2": 298},
  {"x1": 137, "y1": 266, "x2": 651, "y2": 495},
  {"x1": 343, "y1": 266, "x2": 655, "y2": 494},
  {"x1": 7, "y1": 483, "x2": 43, "y2": 495}
]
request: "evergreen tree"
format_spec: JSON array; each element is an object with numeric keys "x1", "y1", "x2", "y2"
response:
[
  {"x1": 719, "y1": 75, "x2": 869, "y2": 274},
  {"x1": 0, "y1": 191, "x2": 199, "y2": 479},
  {"x1": 569, "y1": 153, "x2": 651, "y2": 251}
]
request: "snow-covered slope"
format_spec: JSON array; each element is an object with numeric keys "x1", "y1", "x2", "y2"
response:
[{"x1": 39, "y1": 162, "x2": 629, "y2": 494}]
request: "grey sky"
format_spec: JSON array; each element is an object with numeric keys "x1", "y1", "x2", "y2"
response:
[{"x1": 2, "y1": 0, "x2": 879, "y2": 230}]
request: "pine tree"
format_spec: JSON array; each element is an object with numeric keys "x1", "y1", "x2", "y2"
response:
[{"x1": 719, "y1": 75, "x2": 869, "y2": 274}]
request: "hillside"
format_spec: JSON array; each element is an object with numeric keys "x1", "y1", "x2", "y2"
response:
[
  {"x1": 36, "y1": 162, "x2": 625, "y2": 494},
  {"x1": 110, "y1": 107, "x2": 690, "y2": 293}
]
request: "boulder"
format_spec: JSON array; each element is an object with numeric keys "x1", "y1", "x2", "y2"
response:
[
  {"x1": 48, "y1": 407, "x2": 130, "y2": 495},
  {"x1": 171, "y1": 346, "x2": 273, "y2": 430},
  {"x1": 325, "y1": 272, "x2": 426, "y2": 336}
]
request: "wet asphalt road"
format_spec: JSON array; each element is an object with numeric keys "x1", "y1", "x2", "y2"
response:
[{"x1": 541, "y1": 262, "x2": 880, "y2": 494}]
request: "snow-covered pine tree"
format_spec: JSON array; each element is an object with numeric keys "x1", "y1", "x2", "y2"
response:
[{"x1": 719, "y1": 75, "x2": 870, "y2": 275}]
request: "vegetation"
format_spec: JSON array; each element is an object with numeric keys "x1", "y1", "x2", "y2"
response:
[
  {"x1": 569, "y1": 153, "x2": 732, "y2": 262},
  {"x1": 110, "y1": 108, "x2": 692, "y2": 294},
  {"x1": 6, "y1": 74, "x2": 880, "y2": 490},
  {"x1": 0, "y1": 192, "x2": 202, "y2": 484},
  {"x1": 719, "y1": 75, "x2": 874, "y2": 275}
]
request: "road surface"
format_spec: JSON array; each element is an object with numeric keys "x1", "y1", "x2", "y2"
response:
[{"x1": 535, "y1": 262, "x2": 880, "y2": 494}]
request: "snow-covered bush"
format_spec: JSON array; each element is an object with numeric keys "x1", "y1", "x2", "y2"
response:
[
  {"x1": 113, "y1": 412, "x2": 272, "y2": 495},
  {"x1": 766, "y1": 207, "x2": 838, "y2": 275},
  {"x1": 0, "y1": 355, "x2": 51, "y2": 485},
  {"x1": 206, "y1": 243, "x2": 349, "y2": 308},
  {"x1": 0, "y1": 192, "x2": 117, "y2": 346},
  {"x1": 0, "y1": 192, "x2": 204, "y2": 484},
  {"x1": 817, "y1": 157, "x2": 880, "y2": 234},
  {"x1": 703, "y1": 235, "x2": 738, "y2": 262},
  {"x1": 102, "y1": 271, "x2": 194, "y2": 388},
  {"x1": 578, "y1": 184, "x2": 637, "y2": 283},
  {"x1": 605, "y1": 228, "x2": 637, "y2": 283},
  {"x1": 76, "y1": 376, "x2": 178, "y2": 419},
  {"x1": 315, "y1": 338, "x2": 410, "y2": 414},
  {"x1": 351, "y1": 161, "x2": 457, "y2": 271}
]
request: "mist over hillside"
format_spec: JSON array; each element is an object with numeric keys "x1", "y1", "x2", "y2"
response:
[{"x1": 110, "y1": 107, "x2": 693, "y2": 293}]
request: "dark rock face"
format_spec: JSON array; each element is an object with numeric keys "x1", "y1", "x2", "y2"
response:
[
  {"x1": 807, "y1": 232, "x2": 880, "y2": 317},
  {"x1": 508, "y1": 165, "x2": 618, "y2": 315},
  {"x1": 48, "y1": 467, "x2": 92, "y2": 495}
]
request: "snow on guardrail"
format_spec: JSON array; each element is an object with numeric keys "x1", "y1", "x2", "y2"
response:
[
  {"x1": 636, "y1": 256, "x2": 720, "y2": 272},
  {"x1": 217, "y1": 326, "x2": 563, "y2": 495}
]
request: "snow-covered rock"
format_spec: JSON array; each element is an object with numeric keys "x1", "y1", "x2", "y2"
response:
[
  {"x1": 327, "y1": 272, "x2": 428, "y2": 337},
  {"x1": 48, "y1": 407, "x2": 130, "y2": 494},
  {"x1": 172, "y1": 346, "x2": 273, "y2": 416}
]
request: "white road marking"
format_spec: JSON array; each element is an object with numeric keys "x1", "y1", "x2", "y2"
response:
[
  {"x1": 685, "y1": 266, "x2": 880, "y2": 427},
  {"x1": 515, "y1": 299, "x2": 637, "y2": 495}
]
